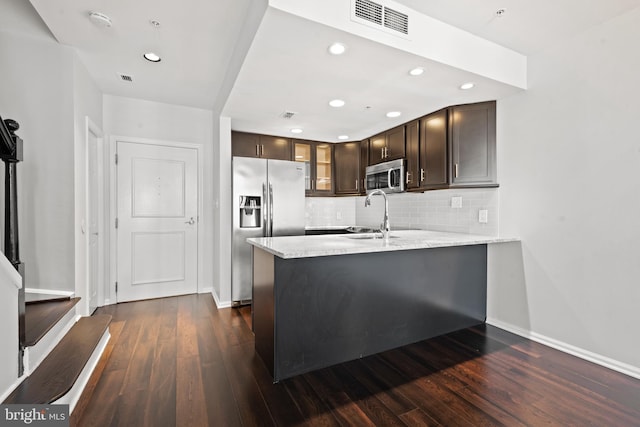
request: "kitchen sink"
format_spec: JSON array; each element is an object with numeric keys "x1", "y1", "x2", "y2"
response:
[{"x1": 343, "y1": 234, "x2": 399, "y2": 240}]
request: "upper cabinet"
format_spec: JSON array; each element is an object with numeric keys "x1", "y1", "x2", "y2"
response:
[
  {"x1": 232, "y1": 131, "x2": 291, "y2": 160},
  {"x1": 448, "y1": 101, "x2": 497, "y2": 187},
  {"x1": 420, "y1": 108, "x2": 448, "y2": 189},
  {"x1": 293, "y1": 140, "x2": 333, "y2": 196},
  {"x1": 334, "y1": 141, "x2": 360, "y2": 195},
  {"x1": 369, "y1": 125, "x2": 405, "y2": 164}
]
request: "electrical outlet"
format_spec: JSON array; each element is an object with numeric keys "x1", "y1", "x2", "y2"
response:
[
  {"x1": 478, "y1": 209, "x2": 489, "y2": 224},
  {"x1": 451, "y1": 196, "x2": 463, "y2": 209}
]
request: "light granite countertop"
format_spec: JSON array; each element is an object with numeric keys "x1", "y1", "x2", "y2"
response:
[{"x1": 247, "y1": 229, "x2": 518, "y2": 259}]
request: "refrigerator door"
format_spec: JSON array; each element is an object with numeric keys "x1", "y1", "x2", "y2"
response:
[
  {"x1": 267, "y1": 159, "x2": 306, "y2": 236},
  {"x1": 232, "y1": 157, "x2": 267, "y2": 302}
]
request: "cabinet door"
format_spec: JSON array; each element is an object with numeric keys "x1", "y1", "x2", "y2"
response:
[
  {"x1": 293, "y1": 141, "x2": 312, "y2": 193},
  {"x1": 421, "y1": 109, "x2": 448, "y2": 189},
  {"x1": 385, "y1": 125, "x2": 405, "y2": 160},
  {"x1": 232, "y1": 131, "x2": 261, "y2": 158},
  {"x1": 359, "y1": 139, "x2": 369, "y2": 195},
  {"x1": 449, "y1": 101, "x2": 496, "y2": 186},
  {"x1": 260, "y1": 135, "x2": 291, "y2": 160},
  {"x1": 334, "y1": 142, "x2": 360, "y2": 195},
  {"x1": 314, "y1": 143, "x2": 333, "y2": 194},
  {"x1": 405, "y1": 120, "x2": 420, "y2": 190},
  {"x1": 369, "y1": 133, "x2": 386, "y2": 164}
]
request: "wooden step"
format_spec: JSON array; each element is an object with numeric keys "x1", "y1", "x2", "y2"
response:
[
  {"x1": 26, "y1": 292, "x2": 71, "y2": 305},
  {"x1": 25, "y1": 297, "x2": 80, "y2": 347},
  {"x1": 4, "y1": 314, "x2": 111, "y2": 405}
]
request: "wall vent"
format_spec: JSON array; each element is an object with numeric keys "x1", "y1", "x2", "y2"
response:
[
  {"x1": 352, "y1": 0, "x2": 410, "y2": 38},
  {"x1": 118, "y1": 73, "x2": 133, "y2": 82},
  {"x1": 280, "y1": 111, "x2": 296, "y2": 119}
]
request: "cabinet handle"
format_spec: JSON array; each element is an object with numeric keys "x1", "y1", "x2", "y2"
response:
[
  {"x1": 420, "y1": 168, "x2": 425, "y2": 182},
  {"x1": 355, "y1": 179, "x2": 358, "y2": 191},
  {"x1": 385, "y1": 147, "x2": 388, "y2": 158},
  {"x1": 260, "y1": 144, "x2": 264, "y2": 157},
  {"x1": 256, "y1": 144, "x2": 260, "y2": 157},
  {"x1": 381, "y1": 147, "x2": 384, "y2": 159},
  {"x1": 455, "y1": 163, "x2": 459, "y2": 178}
]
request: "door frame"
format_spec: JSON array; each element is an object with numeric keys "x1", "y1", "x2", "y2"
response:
[
  {"x1": 108, "y1": 135, "x2": 204, "y2": 305},
  {"x1": 85, "y1": 117, "x2": 105, "y2": 313}
]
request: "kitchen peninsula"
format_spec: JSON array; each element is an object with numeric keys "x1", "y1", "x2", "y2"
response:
[{"x1": 248, "y1": 230, "x2": 516, "y2": 382}]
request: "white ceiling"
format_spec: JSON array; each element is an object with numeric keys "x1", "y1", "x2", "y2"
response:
[{"x1": 20, "y1": 0, "x2": 640, "y2": 142}]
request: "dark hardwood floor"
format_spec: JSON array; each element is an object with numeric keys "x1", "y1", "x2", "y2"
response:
[{"x1": 72, "y1": 294, "x2": 640, "y2": 426}]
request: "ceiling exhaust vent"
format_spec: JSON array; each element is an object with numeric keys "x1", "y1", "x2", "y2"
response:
[
  {"x1": 352, "y1": 0, "x2": 410, "y2": 38},
  {"x1": 280, "y1": 111, "x2": 296, "y2": 119},
  {"x1": 118, "y1": 73, "x2": 133, "y2": 82},
  {"x1": 355, "y1": 0, "x2": 383, "y2": 26}
]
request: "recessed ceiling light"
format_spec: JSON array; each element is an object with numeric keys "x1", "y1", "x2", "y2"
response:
[
  {"x1": 386, "y1": 111, "x2": 401, "y2": 118},
  {"x1": 328, "y1": 42, "x2": 347, "y2": 55},
  {"x1": 338, "y1": 135, "x2": 349, "y2": 140},
  {"x1": 329, "y1": 99, "x2": 345, "y2": 108},
  {"x1": 143, "y1": 52, "x2": 161, "y2": 62},
  {"x1": 409, "y1": 67, "x2": 424, "y2": 76},
  {"x1": 460, "y1": 82, "x2": 475, "y2": 90},
  {"x1": 88, "y1": 12, "x2": 112, "y2": 28},
  {"x1": 291, "y1": 128, "x2": 303, "y2": 134}
]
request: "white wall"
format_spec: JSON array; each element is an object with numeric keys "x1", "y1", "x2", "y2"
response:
[
  {"x1": 0, "y1": 29, "x2": 76, "y2": 291},
  {"x1": 212, "y1": 0, "x2": 269, "y2": 306},
  {"x1": 490, "y1": 7, "x2": 640, "y2": 376},
  {"x1": 103, "y1": 95, "x2": 215, "y2": 300}
]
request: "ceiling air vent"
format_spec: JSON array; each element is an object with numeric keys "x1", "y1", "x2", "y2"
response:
[
  {"x1": 384, "y1": 7, "x2": 408, "y2": 35},
  {"x1": 118, "y1": 73, "x2": 133, "y2": 82},
  {"x1": 280, "y1": 111, "x2": 296, "y2": 119},
  {"x1": 352, "y1": 0, "x2": 410, "y2": 38},
  {"x1": 355, "y1": 0, "x2": 383, "y2": 26}
]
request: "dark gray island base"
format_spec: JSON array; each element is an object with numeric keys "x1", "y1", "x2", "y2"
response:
[{"x1": 252, "y1": 244, "x2": 488, "y2": 382}]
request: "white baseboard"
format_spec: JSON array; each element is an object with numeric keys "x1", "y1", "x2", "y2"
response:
[
  {"x1": 486, "y1": 317, "x2": 640, "y2": 380},
  {"x1": 198, "y1": 286, "x2": 213, "y2": 294},
  {"x1": 54, "y1": 329, "x2": 110, "y2": 413},
  {"x1": 0, "y1": 374, "x2": 26, "y2": 404},
  {"x1": 212, "y1": 291, "x2": 232, "y2": 309},
  {"x1": 25, "y1": 288, "x2": 75, "y2": 297}
]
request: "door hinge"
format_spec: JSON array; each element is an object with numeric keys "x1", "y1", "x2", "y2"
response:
[
  {"x1": 115, "y1": 153, "x2": 118, "y2": 165},
  {"x1": 115, "y1": 282, "x2": 118, "y2": 293},
  {"x1": 115, "y1": 218, "x2": 118, "y2": 229}
]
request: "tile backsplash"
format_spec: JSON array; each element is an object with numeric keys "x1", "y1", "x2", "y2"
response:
[{"x1": 306, "y1": 188, "x2": 499, "y2": 236}]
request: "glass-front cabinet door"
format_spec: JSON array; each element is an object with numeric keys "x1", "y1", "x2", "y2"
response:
[
  {"x1": 315, "y1": 143, "x2": 332, "y2": 193},
  {"x1": 293, "y1": 140, "x2": 333, "y2": 195},
  {"x1": 294, "y1": 142, "x2": 312, "y2": 191}
]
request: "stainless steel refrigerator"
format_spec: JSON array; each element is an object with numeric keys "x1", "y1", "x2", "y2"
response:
[{"x1": 232, "y1": 157, "x2": 306, "y2": 304}]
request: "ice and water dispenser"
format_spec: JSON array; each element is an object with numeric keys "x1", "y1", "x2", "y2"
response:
[{"x1": 239, "y1": 195, "x2": 261, "y2": 228}]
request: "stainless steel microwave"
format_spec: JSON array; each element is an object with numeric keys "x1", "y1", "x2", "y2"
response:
[{"x1": 365, "y1": 158, "x2": 405, "y2": 194}]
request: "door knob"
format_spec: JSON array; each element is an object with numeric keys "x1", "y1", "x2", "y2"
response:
[{"x1": 185, "y1": 217, "x2": 196, "y2": 225}]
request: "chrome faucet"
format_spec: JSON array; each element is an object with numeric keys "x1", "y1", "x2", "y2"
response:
[{"x1": 364, "y1": 189, "x2": 390, "y2": 240}]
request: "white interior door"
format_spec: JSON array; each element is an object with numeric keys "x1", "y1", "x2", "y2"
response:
[
  {"x1": 87, "y1": 123, "x2": 102, "y2": 313},
  {"x1": 116, "y1": 140, "x2": 198, "y2": 302}
]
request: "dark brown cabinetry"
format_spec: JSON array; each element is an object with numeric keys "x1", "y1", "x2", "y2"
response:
[
  {"x1": 405, "y1": 109, "x2": 448, "y2": 191},
  {"x1": 421, "y1": 108, "x2": 448, "y2": 189},
  {"x1": 293, "y1": 140, "x2": 333, "y2": 196},
  {"x1": 359, "y1": 139, "x2": 369, "y2": 195},
  {"x1": 232, "y1": 131, "x2": 291, "y2": 160},
  {"x1": 369, "y1": 125, "x2": 405, "y2": 164},
  {"x1": 448, "y1": 101, "x2": 497, "y2": 187},
  {"x1": 334, "y1": 141, "x2": 360, "y2": 195}
]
